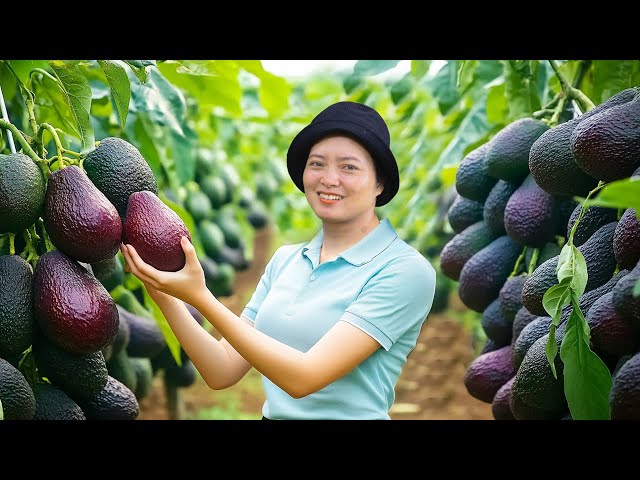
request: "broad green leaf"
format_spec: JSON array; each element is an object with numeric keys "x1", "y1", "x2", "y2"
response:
[
  {"x1": 427, "y1": 60, "x2": 460, "y2": 115},
  {"x1": 98, "y1": 60, "x2": 130, "y2": 128},
  {"x1": 258, "y1": 73, "x2": 291, "y2": 119},
  {"x1": 158, "y1": 61, "x2": 242, "y2": 117},
  {"x1": 486, "y1": 82, "x2": 508, "y2": 124},
  {"x1": 6, "y1": 60, "x2": 50, "y2": 88},
  {"x1": 49, "y1": 60, "x2": 95, "y2": 153},
  {"x1": 124, "y1": 61, "x2": 150, "y2": 83},
  {"x1": 556, "y1": 244, "x2": 588, "y2": 297},
  {"x1": 504, "y1": 60, "x2": 540, "y2": 119},
  {"x1": 586, "y1": 178, "x2": 640, "y2": 212},
  {"x1": 142, "y1": 287, "x2": 182, "y2": 366},
  {"x1": 390, "y1": 73, "x2": 413, "y2": 105},
  {"x1": 440, "y1": 164, "x2": 457, "y2": 187},
  {"x1": 128, "y1": 67, "x2": 186, "y2": 136},
  {"x1": 457, "y1": 60, "x2": 476, "y2": 90},
  {"x1": 129, "y1": 114, "x2": 163, "y2": 180},
  {"x1": 560, "y1": 301, "x2": 612, "y2": 419},
  {"x1": 169, "y1": 130, "x2": 195, "y2": 184},
  {"x1": 33, "y1": 73, "x2": 80, "y2": 137},
  {"x1": 343, "y1": 74, "x2": 362, "y2": 95},
  {"x1": 542, "y1": 279, "x2": 572, "y2": 323},
  {"x1": 590, "y1": 60, "x2": 640, "y2": 104},
  {"x1": 353, "y1": 60, "x2": 400, "y2": 76},
  {"x1": 411, "y1": 60, "x2": 430, "y2": 79},
  {"x1": 125, "y1": 60, "x2": 156, "y2": 68}
]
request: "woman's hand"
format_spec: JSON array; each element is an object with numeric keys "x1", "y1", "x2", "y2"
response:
[{"x1": 121, "y1": 237, "x2": 208, "y2": 307}]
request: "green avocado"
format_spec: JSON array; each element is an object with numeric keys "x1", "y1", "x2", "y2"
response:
[
  {"x1": 0, "y1": 255, "x2": 34, "y2": 358},
  {"x1": 0, "y1": 153, "x2": 46, "y2": 234},
  {"x1": 83, "y1": 137, "x2": 158, "y2": 218}
]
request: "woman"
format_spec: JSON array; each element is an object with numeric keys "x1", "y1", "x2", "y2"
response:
[{"x1": 121, "y1": 101, "x2": 436, "y2": 420}]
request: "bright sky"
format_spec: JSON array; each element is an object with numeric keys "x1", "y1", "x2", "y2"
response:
[{"x1": 261, "y1": 60, "x2": 413, "y2": 79}]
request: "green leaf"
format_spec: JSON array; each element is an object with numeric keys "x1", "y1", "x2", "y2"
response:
[
  {"x1": 124, "y1": 60, "x2": 156, "y2": 68},
  {"x1": 486, "y1": 82, "x2": 508, "y2": 124},
  {"x1": 158, "y1": 61, "x2": 242, "y2": 117},
  {"x1": 586, "y1": 178, "x2": 640, "y2": 212},
  {"x1": 560, "y1": 300, "x2": 612, "y2": 420},
  {"x1": 504, "y1": 60, "x2": 539, "y2": 119},
  {"x1": 390, "y1": 73, "x2": 413, "y2": 105},
  {"x1": 97, "y1": 60, "x2": 130, "y2": 128},
  {"x1": 343, "y1": 74, "x2": 362, "y2": 95},
  {"x1": 49, "y1": 60, "x2": 95, "y2": 153},
  {"x1": 543, "y1": 279, "x2": 572, "y2": 323},
  {"x1": 258, "y1": 72, "x2": 291, "y2": 119},
  {"x1": 556, "y1": 243, "x2": 588, "y2": 297},
  {"x1": 130, "y1": 114, "x2": 163, "y2": 180},
  {"x1": 6, "y1": 60, "x2": 49, "y2": 88},
  {"x1": 128, "y1": 67, "x2": 186, "y2": 136},
  {"x1": 141, "y1": 287, "x2": 182, "y2": 366},
  {"x1": 170, "y1": 130, "x2": 195, "y2": 184},
  {"x1": 427, "y1": 61, "x2": 460, "y2": 115},
  {"x1": 590, "y1": 60, "x2": 640, "y2": 104},
  {"x1": 411, "y1": 60, "x2": 430, "y2": 79},
  {"x1": 123, "y1": 61, "x2": 155, "y2": 83},
  {"x1": 353, "y1": 60, "x2": 400, "y2": 76}
]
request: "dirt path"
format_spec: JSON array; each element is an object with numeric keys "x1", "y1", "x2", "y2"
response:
[{"x1": 138, "y1": 225, "x2": 493, "y2": 420}]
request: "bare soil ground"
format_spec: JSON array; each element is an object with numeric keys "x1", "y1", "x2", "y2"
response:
[{"x1": 138, "y1": 225, "x2": 493, "y2": 420}]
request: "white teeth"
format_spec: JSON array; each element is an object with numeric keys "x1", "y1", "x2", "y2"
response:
[{"x1": 319, "y1": 193, "x2": 343, "y2": 200}]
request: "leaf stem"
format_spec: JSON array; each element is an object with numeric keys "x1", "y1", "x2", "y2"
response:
[
  {"x1": 0, "y1": 119, "x2": 42, "y2": 164},
  {"x1": 510, "y1": 246, "x2": 528, "y2": 277},
  {"x1": 528, "y1": 247, "x2": 540, "y2": 274},
  {"x1": 569, "y1": 181, "x2": 606, "y2": 245},
  {"x1": 38, "y1": 123, "x2": 65, "y2": 168},
  {"x1": 9, "y1": 233, "x2": 15, "y2": 255},
  {"x1": 37, "y1": 219, "x2": 54, "y2": 253}
]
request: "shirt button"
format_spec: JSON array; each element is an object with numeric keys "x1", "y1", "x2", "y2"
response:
[{"x1": 310, "y1": 275, "x2": 316, "y2": 281}]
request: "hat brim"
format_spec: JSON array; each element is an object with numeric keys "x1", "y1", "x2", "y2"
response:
[{"x1": 286, "y1": 120, "x2": 399, "y2": 207}]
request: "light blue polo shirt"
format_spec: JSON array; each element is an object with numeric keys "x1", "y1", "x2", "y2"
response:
[{"x1": 241, "y1": 218, "x2": 436, "y2": 420}]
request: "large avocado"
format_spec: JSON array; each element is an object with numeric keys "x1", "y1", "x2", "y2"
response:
[
  {"x1": 33, "y1": 250, "x2": 119, "y2": 355},
  {"x1": 43, "y1": 166, "x2": 122, "y2": 264},
  {"x1": 123, "y1": 191, "x2": 192, "y2": 272},
  {"x1": 83, "y1": 137, "x2": 158, "y2": 218}
]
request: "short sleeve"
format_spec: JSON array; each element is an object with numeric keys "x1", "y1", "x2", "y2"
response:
[
  {"x1": 241, "y1": 246, "x2": 285, "y2": 323},
  {"x1": 341, "y1": 254, "x2": 436, "y2": 350}
]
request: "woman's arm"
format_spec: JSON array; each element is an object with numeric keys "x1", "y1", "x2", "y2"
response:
[
  {"x1": 122, "y1": 240, "x2": 381, "y2": 398},
  {"x1": 148, "y1": 289, "x2": 253, "y2": 389}
]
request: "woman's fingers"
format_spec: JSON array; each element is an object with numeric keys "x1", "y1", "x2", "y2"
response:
[
  {"x1": 121, "y1": 244, "x2": 160, "y2": 287},
  {"x1": 181, "y1": 236, "x2": 199, "y2": 268}
]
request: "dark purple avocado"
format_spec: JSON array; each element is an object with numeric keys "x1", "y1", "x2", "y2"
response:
[
  {"x1": 33, "y1": 250, "x2": 119, "y2": 355},
  {"x1": 123, "y1": 191, "x2": 192, "y2": 272},
  {"x1": 43, "y1": 165, "x2": 122, "y2": 264}
]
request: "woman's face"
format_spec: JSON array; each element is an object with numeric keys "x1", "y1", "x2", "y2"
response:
[{"x1": 302, "y1": 135, "x2": 383, "y2": 226}]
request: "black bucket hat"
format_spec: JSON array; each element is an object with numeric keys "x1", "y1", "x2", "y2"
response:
[{"x1": 286, "y1": 101, "x2": 399, "y2": 207}]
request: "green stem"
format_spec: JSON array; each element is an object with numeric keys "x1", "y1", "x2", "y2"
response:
[
  {"x1": 21, "y1": 229, "x2": 38, "y2": 264},
  {"x1": 30, "y1": 68, "x2": 62, "y2": 89},
  {"x1": 528, "y1": 248, "x2": 540, "y2": 274},
  {"x1": 549, "y1": 95, "x2": 567, "y2": 127},
  {"x1": 548, "y1": 60, "x2": 596, "y2": 113},
  {"x1": 8, "y1": 233, "x2": 15, "y2": 255},
  {"x1": 0, "y1": 119, "x2": 42, "y2": 164},
  {"x1": 62, "y1": 149, "x2": 81, "y2": 158},
  {"x1": 572, "y1": 60, "x2": 591, "y2": 90},
  {"x1": 18, "y1": 86, "x2": 39, "y2": 137},
  {"x1": 38, "y1": 123, "x2": 64, "y2": 168},
  {"x1": 510, "y1": 246, "x2": 528, "y2": 277},
  {"x1": 37, "y1": 219, "x2": 54, "y2": 253},
  {"x1": 569, "y1": 181, "x2": 606, "y2": 245}
]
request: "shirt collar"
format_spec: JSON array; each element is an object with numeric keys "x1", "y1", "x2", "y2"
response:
[{"x1": 301, "y1": 218, "x2": 397, "y2": 267}]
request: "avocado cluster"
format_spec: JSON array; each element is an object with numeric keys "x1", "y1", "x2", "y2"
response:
[
  {"x1": 442, "y1": 88, "x2": 640, "y2": 419},
  {"x1": 0, "y1": 137, "x2": 197, "y2": 419}
]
